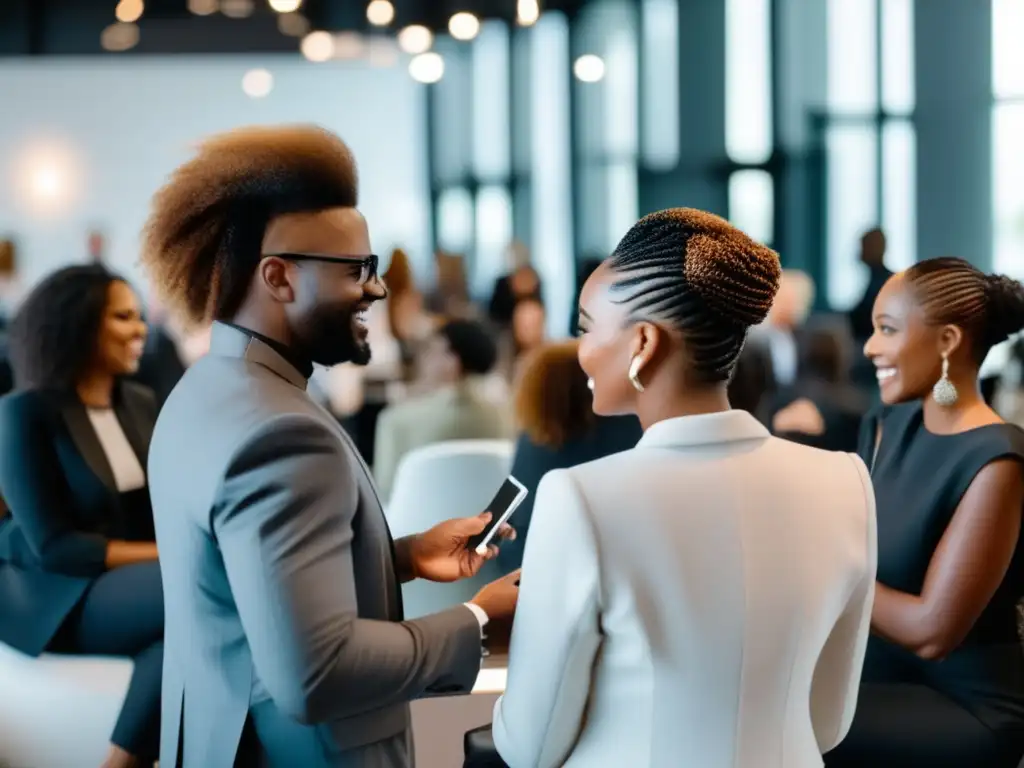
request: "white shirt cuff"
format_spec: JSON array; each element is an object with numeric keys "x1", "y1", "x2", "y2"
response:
[{"x1": 463, "y1": 602, "x2": 489, "y2": 637}]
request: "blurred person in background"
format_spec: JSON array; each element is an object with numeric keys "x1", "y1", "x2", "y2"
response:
[
  {"x1": 132, "y1": 294, "x2": 187, "y2": 408},
  {"x1": 483, "y1": 209, "x2": 875, "y2": 768},
  {"x1": 848, "y1": 228, "x2": 892, "y2": 393},
  {"x1": 497, "y1": 297, "x2": 547, "y2": 384},
  {"x1": 374, "y1": 319, "x2": 511, "y2": 501},
  {"x1": 848, "y1": 228, "x2": 891, "y2": 345},
  {"x1": 496, "y1": 340, "x2": 641, "y2": 574},
  {"x1": 995, "y1": 336, "x2": 1024, "y2": 427},
  {"x1": 826, "y1": 258, "x2": 1024, "y2": 767},
  {"x1": 747, "y1": 268, "x2": 815, "y2": 389},
  {"x1": 426, "y1": 251, "x2": 475, "y2": 319},
  {"x1": 488, "y1": 241, "x2": 543, "y2": 329},
  {"x1": 0, "y1": 265, "x2": 162, "y2": 768},
  {"x1": 763, "y1": 326, "x2": 869, "y2": 452},
  {"x1": 382, "y1": 247, "x2": 434, "y2": 372}
]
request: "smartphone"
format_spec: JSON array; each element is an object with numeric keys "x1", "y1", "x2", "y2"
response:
[{"x1": 466, "y1": 476, "x2": 528, "y2": 555}]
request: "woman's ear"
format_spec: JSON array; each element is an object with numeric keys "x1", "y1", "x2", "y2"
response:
[
  {"x1": 939, "y1": 324, "x2": 964, "y2": 359},
  {"x1": 630, "y1": 321, "x2": 660, "y2": 371}
]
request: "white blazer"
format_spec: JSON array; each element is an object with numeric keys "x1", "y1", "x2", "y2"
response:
[{"x1": 492, "y1": 410, "x2": 876, "y2": 768}]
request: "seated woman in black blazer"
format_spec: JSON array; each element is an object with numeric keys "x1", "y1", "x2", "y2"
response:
[
  {"x1": 496, "y1": 340, "x2": 641, "y2": 574},
  {"x1": 0, "y1": 265, "x2": 162, "y2": 768}
]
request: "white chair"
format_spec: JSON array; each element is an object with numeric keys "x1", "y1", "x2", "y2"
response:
[
  {"x1": 0, "y1": 642, "x2": 132, "y2": 768},
  {"x1": 386, "y1": 439, "x2": 514, "y2": 619}
]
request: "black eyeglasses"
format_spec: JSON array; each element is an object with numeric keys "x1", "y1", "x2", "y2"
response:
[{"x1": 264, "y1": 252, "x2": 381, "y2": 285}]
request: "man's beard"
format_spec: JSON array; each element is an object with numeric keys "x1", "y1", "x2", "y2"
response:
[{"x1": 294, "y1": 301, "x2": 373, "y2": 368}]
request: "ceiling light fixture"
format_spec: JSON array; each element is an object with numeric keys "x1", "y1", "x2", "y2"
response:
[
  {"x1": 409, "y1": 52, "x2": 445, "y2": 83},
  {"x1": 114, "y1": 0, "x2": 144, "y2": 23},
  {"x1": 397, "y1": 25, "x2": 433, "y2": 55},
  {"x1": 366, "y1": 0, "x2": 395, "y2": 27},
  {"x1": 448, "y1": 12, "x2": 480, "y2": 41},
  {"x1": 301, "y1": 30, "x2": 335, "y2": 62},
  {"x1": 516, "y1": 0, "x2": 540, "y2": 26}
]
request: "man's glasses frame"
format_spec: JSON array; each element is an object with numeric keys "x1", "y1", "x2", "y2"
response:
[{"x1": 263, "y1": 252, "x2": 381, "y2": 285}]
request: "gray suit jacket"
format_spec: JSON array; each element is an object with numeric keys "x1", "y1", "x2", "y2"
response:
[{"x1": 149, "y1": 323, "x2": 482, "y2": 768}]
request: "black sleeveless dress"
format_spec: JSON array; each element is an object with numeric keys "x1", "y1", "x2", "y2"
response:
[{"x1": 826, "y1": 402, "x2": 1024, "y2": 767}]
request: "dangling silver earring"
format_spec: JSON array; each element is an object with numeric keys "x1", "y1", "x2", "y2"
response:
[
  {"x1": 932, "y1": 353, "x2": 959, "y2": 407},
  {"x1": 628, "y1": 357, "x2": 645, "y2": 393}
]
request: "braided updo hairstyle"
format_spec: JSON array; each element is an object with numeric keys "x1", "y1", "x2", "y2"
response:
[
  {"x1": 608, "y1": 208, "x2": 782, "y2": 383},
  {"x1": 904, "y1": 257, "x2": 1024, "y2": 364}
]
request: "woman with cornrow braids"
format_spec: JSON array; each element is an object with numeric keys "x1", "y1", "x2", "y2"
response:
[
  {"x1": 827, "y1": 257, "x2": 1024, "y2": 767},
  {"x1": 487, "y1": 208, "x2": 876, "y2": 768}
]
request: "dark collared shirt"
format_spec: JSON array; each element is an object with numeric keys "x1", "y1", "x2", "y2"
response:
[{"x1": 224, "y1": 323, "x2": 314, "y2": 380}]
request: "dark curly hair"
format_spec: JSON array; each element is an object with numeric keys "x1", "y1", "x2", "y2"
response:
[
  {"x1": 140, "y1": 124, "x2": 358, "y2": 329},
  {"x1": 8, "y1": 264, "x2": 124, "y2": 392},
  {"x1": 904, "y1": 257, "x2": 1024, "y2": 364},
  {"x1": 608, "y1": 208, "x2": 782, "y2": 383}
]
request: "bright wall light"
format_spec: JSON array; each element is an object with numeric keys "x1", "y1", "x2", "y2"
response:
[
  {"x1": 115, "y1": 0, "x2": 144, "y2": 23},
  {"x1": 14, "y1": 142, "x2": 80, "y2": 215},
  {"x1": 449, "y1": 12, "x2": 481, "y2": 41},
  {"x1": 573, "y1": 54, "x2": 605, "y2": 82},
  {"x1": 409, "y1": 52, "x2": 445, "y2": 83},
  {"x1": 242, "y1": 68, "x2": 274, "y2": 98},
  {"x1": 517, "y1": 0, "x2": 540, "y2": 26},
  {"x1": 397, "y1": 25, "x2": 433, "y2": 54},
  {"x1": 366, "y1": 0, "x2": 395, "y2": 26},
  {"x1": 187, "y1": 0, "x2": 218, "y2": 14},
  {"x1": 268, "y1": 0, "x2": 302, "y2": 11},
  {"x1": 301, "y1": 30, "x2": 335, "y2": 61}
]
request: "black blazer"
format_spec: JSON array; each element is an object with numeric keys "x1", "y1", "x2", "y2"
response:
[
  {"x1": 496, "y1": 415, "x2": 642, "y2": 574},
  {"x1": 0, "y1": 382, "x2": 157, "y2": 655}
]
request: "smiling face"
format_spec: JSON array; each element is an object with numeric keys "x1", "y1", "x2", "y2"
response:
[
  {"x1": 576, "y1": 262, "x2": 641, "y2": 415},
  {"x1": 94, "y1": 280, "x2": 148, "y2": 377},
  {"x1": 863, "y1": 273, "x2": 953, "y2": 404},
  {"x1": 262, "y1": 207, "x2": 387, "y2": 367}
]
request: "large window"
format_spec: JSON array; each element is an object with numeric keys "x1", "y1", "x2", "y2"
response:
[
  {"x1": 993, "y1": 0, "x2": 1024, "y2": 280},
  {"x1": 824, "y1": 0, "x2": 916, "y2": 309},
  {"x1": 573, "y1": 0, "x2": 639, "y2": 256},
  {"x1": 725, "y1": 0, "x2": 773, "y2": 246}
]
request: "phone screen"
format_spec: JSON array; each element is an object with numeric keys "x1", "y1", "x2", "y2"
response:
[{"x1": 466, "y1": 478, "x2": 527, "y2": 552}]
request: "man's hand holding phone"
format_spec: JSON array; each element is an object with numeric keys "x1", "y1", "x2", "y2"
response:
[
  {"x1": 471, "y1": 569, "x2": 522, "y2": 652},
  {"x1": 406, "y1": 511, "x2": 516, "y2": 583}
]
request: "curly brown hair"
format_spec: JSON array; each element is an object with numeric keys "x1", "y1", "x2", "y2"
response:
[
  {"x1": 514, "y1": 340, "x2": 594, "y2": 448},
  {"x1": 140, "y1": 124, "x2": 358, "y2": 329}
]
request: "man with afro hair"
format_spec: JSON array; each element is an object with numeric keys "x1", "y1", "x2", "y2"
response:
[{"x1": 143, "y1": 125, "x2": 520, "y2": 768}]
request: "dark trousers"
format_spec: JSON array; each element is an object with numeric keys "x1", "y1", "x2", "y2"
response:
[
  {"x1": 50, "y1": 561, "x2": 164, "y2": 760},
  {"x1": 825, "y1": 683, "x2": 1022, "y2": 768}
]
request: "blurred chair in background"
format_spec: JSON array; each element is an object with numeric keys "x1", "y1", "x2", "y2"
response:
[
  {"x1": 386, "y1": 439, "x2": 513, "y2": 619},
  {"x1": 497, "y1": 340, "x2": 641, "y2": 574}
]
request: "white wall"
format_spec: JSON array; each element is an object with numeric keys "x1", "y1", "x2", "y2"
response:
[{"x1": 0, "y1": 55, "x2": 431, "y2": 309}]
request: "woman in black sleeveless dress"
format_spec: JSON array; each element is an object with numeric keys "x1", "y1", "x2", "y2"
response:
[{"x1": 826, "y1": 258, "x2": 1024, "y2": 766}]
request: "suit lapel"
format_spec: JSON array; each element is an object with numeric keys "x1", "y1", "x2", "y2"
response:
[
  {"x1": 60, "y1": 401, "x2": 117, "y2": 492},
  {"x1": 114, "y1": 389, "x2": 151, "y2": 469},
  {"x1": 315, "y1": 402, "x2": 405, "y2": 619}
]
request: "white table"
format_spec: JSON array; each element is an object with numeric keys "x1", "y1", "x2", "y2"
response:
[{"x1": 410, "y1": 657, "x2": 507, "y2": 768}]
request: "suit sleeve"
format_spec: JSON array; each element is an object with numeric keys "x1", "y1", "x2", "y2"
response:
[
  {"x1": 813, "y1": 454, "x2": 878, "y2": 753},
  {"x1": 492, "y1": 469, "x2": 602, "y2": 768},
  {"x1": 0, "y1": 394, "x2": 108, "y2": 576},
  {"x1": 212, "y1": 414, "x2": 482, "y2": 725}
]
